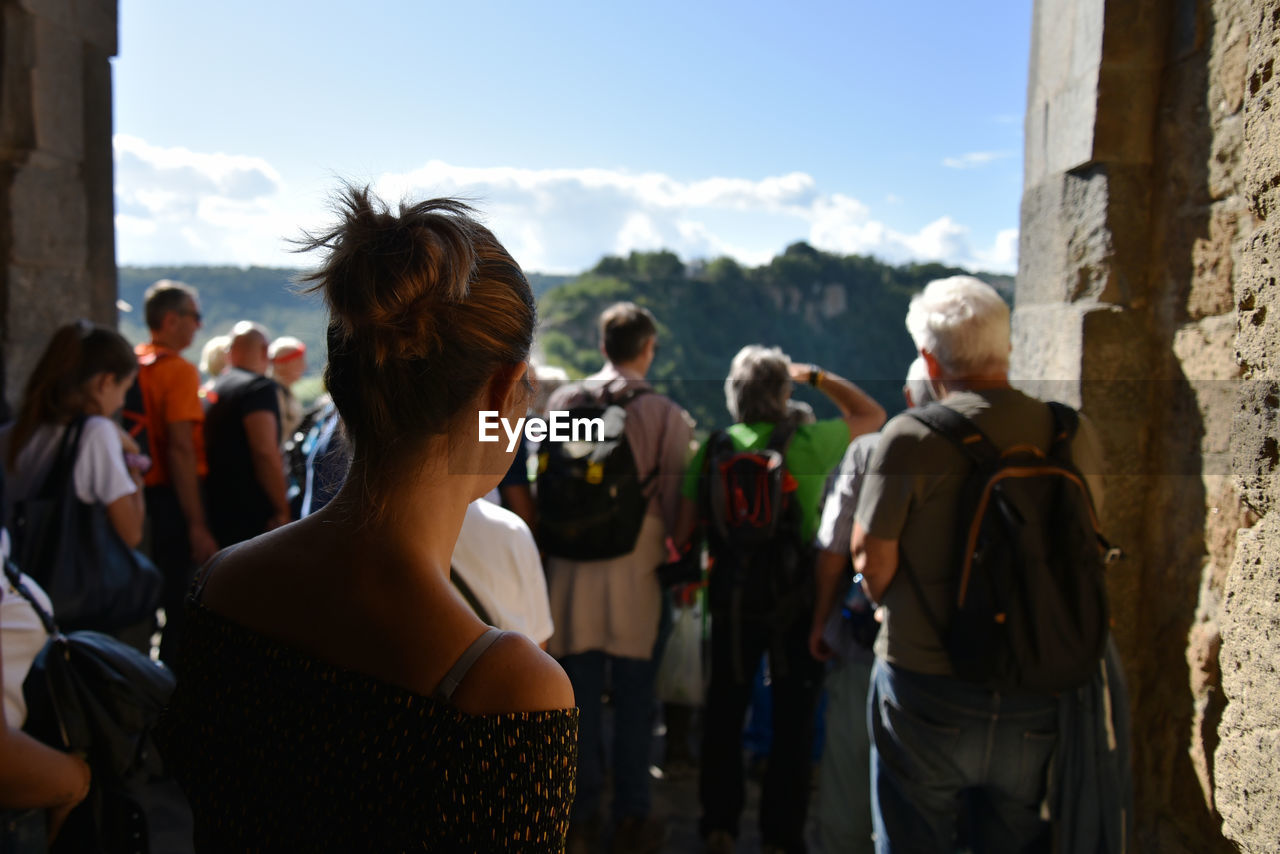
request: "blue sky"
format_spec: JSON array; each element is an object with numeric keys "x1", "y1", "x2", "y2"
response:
[{"x1": 113, "y1": 0, "x2": 1032, "y2": 274}]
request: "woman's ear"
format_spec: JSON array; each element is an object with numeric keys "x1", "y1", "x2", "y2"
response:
[{"x1": 488, "y1": 362, "x2": 530, "y2": 419}]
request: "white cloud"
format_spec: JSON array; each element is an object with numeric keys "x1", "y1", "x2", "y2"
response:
[
  {"x1": 942, "y1": 150, "x2": 1015, "y2": 169},
  {"x1": 113, "y1": 134, "x2": 310, "y2": 265},
  {"x1": 114, "y1": 135, "x2": 1018, "y2": 274}
]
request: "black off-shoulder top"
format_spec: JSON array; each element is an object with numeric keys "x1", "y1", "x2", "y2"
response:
[{"x1": 156, "y1": 603, "x2": 578, "y2": 853}]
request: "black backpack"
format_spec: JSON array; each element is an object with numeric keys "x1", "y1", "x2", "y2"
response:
[
  {"x1": 703, "y1": 421, "x2": 813, "y2": 679},
  {"x1": 536, "y1": 385, "x2": 655, "y2": 561},
  {"x1": 901, "y1": 402, "x2": 1114, "y2": 693}
]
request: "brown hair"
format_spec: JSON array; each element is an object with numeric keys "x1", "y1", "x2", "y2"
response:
[
  {"x1": 143, "y1": 279, "x2": 198, "y2": 330},
  {"x1": 9, "y1": 322, "x2": 137, "y2": 467},
  {"x1": 296, "y1": 186, "x2": 535, "y2": 466},
  {"x1": 599, "y1": 302, "x2": 656, "y2": 364}
]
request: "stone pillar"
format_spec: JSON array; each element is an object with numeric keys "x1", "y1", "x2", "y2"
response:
[
  {"x1": 1018, "y1": 0, "x2": 1247, "y2": 849},
  {"x1": 1214, "y1": 0, "x2": 1280, "y2": 850},
  {"x1": 0, "y1": 0, "x2": 118, "y2": 409}
]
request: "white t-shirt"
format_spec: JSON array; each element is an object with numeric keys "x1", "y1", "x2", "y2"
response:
[
  {"x1": 452, "y1": 499, "x2": 554, "y2": 645},
  {"x1": 7, "y1": 416, "x2": 136, "y2": 509},
  {"x1": 2, "y1": 569, "x2": 52, "y2": 727}
]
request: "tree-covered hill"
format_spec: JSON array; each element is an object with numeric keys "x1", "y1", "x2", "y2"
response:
[
  {"x1": 117, "y1": 266, "x2": 572, "y2": 394},
  {"x1": 538, "y1": 244, "x2": 1012, "y2": 430},
  {"x1": 119, "y1": 252, "x2": 1011, "y2": 425}
]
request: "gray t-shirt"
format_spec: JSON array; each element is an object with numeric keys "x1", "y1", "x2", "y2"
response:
[
  {"x1": 815, "y1": 431, "x2": 881, "y2": 554},
  {"x1": 855, "y1": 387, "x2": 1105, "y2": 675}
]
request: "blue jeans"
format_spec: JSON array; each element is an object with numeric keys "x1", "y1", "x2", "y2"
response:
[
  {"x1": 869, "y1": 659, "x2": 1057, "y2": 854},
  {"x1": 561, "y1": 651, "x2": 655, "y2": 824}
]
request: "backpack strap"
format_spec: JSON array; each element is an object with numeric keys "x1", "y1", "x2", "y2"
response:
[
  {"x1": 450, "y1": 567, "x2": 493, "y2": 626},
  {"x1": 4, "y1": 559, "x2": 58, "y2": 636},
  {"x1": 906, "y1": 403, "x2": 1000, "y2": 467},
  {"x1": 433, "y1": 627, "x2": 504, "y2": 703},
  {"x1": 35, "y1": 416, "x2": 88, "y2": 501},
  {"x1": 765, "y1": 418, "x2": 798, "y2": 457},
  {"x1": 599, "y1": 383, "x2": 650, "y2": 409},
  {"x1": 1046, "y1": 401, "x2": 1080, "y2": 459}
]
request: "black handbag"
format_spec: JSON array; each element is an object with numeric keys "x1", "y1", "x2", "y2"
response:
[
  {"x1": 4, "y1": 561, "x2": 192, "y2": 854},
  {"x1": 10, "y1": 417, "x2": 162, "y2": 634}
]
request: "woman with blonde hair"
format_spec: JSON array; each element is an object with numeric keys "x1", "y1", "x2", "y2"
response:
[{"x1": 158, "y1": 188, "x2": 577, "y2": 851}]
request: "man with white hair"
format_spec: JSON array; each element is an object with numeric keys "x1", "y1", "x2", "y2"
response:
[
  {"x1": 853, "y1": 276, "x2": 1105, "y2": 852},
  {"x1": 205, "y1": 322, "x2": 290, "y2": 546}
]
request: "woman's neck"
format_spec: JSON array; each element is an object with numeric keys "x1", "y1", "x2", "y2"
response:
[{"x1": 318, "y1": 457, "x2": 480, "y2": 577}]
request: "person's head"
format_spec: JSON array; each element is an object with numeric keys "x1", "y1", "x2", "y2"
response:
[
  {"x1": 143, "y1": 280, "x2": 202, "y2": 351},
  {"x1": 904, "y1": 276, "x2": 1010, "y2": 380},
  {"x1": 9, "y1": 321, "x2": 137, "y2": 466},
  {"x1": 724, "y1": 345, "x2": 792, "y2": 424},
  {"x1": 902, "y1": 356, "x2": 938, "y2": 409},
  {"x1": 200, "y1": 335, "x2": 231, "y2": 379},
  {"x1": 599, "y1": 302, "x2": 657, "y2": 373},
  {"x1": 268, "y1": 336, "x2": 308, "y2": 386},
  {"x1": 226, "y1": 321, "x2": 271, "y2": 375},
  {"x1": 297, "y1": 186, "x2": 535, "y2": 498}
]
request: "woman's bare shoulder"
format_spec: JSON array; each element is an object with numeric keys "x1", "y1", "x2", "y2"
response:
[{"x1": 450, "y1": 631, "x2": 576, "y2": 716}]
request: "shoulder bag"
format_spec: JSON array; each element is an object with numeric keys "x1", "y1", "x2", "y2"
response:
[
  {"x1": 4, "y1": 561, "x2": 192, "y2": 854},
  {"x1": 10, "y1": 417, "x2": 162, "y2": 634}
]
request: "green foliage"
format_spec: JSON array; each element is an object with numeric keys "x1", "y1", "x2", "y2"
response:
[
  {"x1": 118, "y1": 266, "x2": 327, "y2": 383},
  {"x1": 121, "y1": 251, "x2": 1011, "y2": 433},
  {"x1": 537, "y1": 246, "x2": 1011, "y2": 431}
]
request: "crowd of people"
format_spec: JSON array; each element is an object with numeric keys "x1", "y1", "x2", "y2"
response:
[{"x1": 0, "y1": 187, "x2": 1128, "y2": 854}]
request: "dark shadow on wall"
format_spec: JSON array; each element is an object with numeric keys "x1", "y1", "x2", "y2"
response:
[{"x1": 1128, "y1": 1, "x2": 1232, "y2": 850}]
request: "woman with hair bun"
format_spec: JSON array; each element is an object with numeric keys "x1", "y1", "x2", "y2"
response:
[{"x1": 157, "y1": 187, "x2": 578, "y2": 851}]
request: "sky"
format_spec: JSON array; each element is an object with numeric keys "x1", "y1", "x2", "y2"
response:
[{"x1": 113, "y1": 1, "x2": 1032, "y2": 275}]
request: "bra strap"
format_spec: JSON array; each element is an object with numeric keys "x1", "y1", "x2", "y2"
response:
[
  {"x1": 433, "y1": 627, "x2": 503, "y2": 703},
  {"x1": 190, "y1": 544, "x2": 241, "y2": 603}
]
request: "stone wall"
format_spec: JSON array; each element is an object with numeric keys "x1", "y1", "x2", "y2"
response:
[
  {"x1": 1018, "y1": 0, "x2": 1263, "y2": 849},
  {"x1": 0, "y1": 0, "x2": 117, "y2": 408},
  {"x1": 1214, "y1": 0, "x2": 1280, "y2": 849}
]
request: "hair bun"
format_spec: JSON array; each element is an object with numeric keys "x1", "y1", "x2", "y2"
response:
[{"x1": 299, "y1": 186, "x2": 484, "y2": 364}]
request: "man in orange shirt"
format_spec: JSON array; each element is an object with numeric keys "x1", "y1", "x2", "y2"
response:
[{"x1": 134, "y1": 280, "x2": 219, "y2": 666}]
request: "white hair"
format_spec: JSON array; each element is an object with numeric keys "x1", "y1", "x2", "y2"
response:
[
  {"x1": 904, "y1": 276, "x2": 1010, "y2": 376},
  {"x1": 903, "y1": 356, "x2": 937, "y2": 408},
  {"x1": 199, "y1": 335, "x2": 231, "y2": 377},
  {"x1": 725, "y1": 345, "x2": 791, "y2": 424}
]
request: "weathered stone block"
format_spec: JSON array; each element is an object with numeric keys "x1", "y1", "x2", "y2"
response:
[
  {"x1": 31, "y1": 17, "x2": 81, "y2": 160},
  {"x1": 1175, "y1": 315, "x2": 1244, "y2": 468},
  {"x1": 1211, "y1": 5, "x2": 1249, "y2": 116},
  {"x1": 1024, "y1": 0, "x2": 1106, "y2": 186},
  {"x1": 1209, "y1": 112, "x2": 1244, "y2": 200},
  {"x1": 1190, "y1": 200, "x2": 1246, "y2": 317},
  {"x1": 17, "y1": 0, "x2": 74, "y2": 31},
  {"x1": 1216, "y1": 513, "x2": 1280, "y2": 853},
  {"x1": 1010, "y1": 301, "x2": 1084, "y2": 397},
  {"x1": 1232, "y1": 375, "x2": 1279, "y2": 515},
  {"x1": 1017, "y1": 168, "x2": 1115, "y2": 306},
  {"x1": 4, "y1": 262, "x2": 90, "y2": 396},
  {"x1": 75, "y1": 0, "x2": 115, "y2": 55},
  {"x1": 8, "y1": 160, "x2": 86, "y2": 267},
  {"x1": 1, "y1": 5, "x2": 37, "y2": 155}
]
